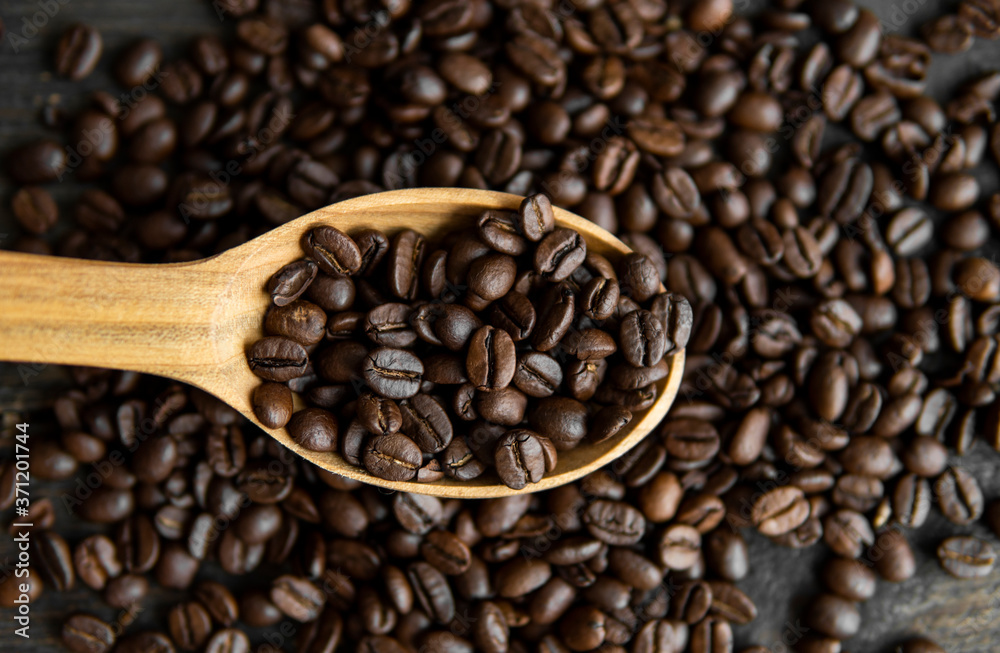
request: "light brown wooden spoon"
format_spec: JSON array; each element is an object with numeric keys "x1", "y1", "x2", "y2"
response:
[{"x1": 0, "y1": 188, "x2": 684, "y2": 498}]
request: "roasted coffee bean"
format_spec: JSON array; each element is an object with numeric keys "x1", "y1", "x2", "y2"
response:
[
  {"x1": 899, "y1": 639, "x2": 948, "y2": 653},
  {"x1": 490, "y1": 291, "x2": 537, "y2": 341},
  {"x1": 33, "y1": 531, "x2": 74, "y2": 592},
  {"x1": 621, "y1": 310, "x2": 667, "y2": 367},
  {"x1": 204, "y1": 630, "x2": 250, "y2": 653},
  {"x1": 824, "y1": 509, "x2": 875, "y2": 559},
  {"x1": 935, "y1": 466, "x2": 984, "y2": 524},
  {"x1": 387, "y1": 230, "x2": 426, "y2": 300},
  {"x1": 271, "y1": 575, "x2": 325, "y2": 621},
  {"x1": 55, "y1": 24, "x2": 103, "y2": 80},
  {"x1": 266, "y1": 259, "x2": 318, "y2": 307},
  {"x1": 561, "y1": 328, "x2": 618, "y2": 361},
  {"x1": 513, "y1": 351, "x2": 562, "y2": 398},
  {"x1": 287, "y1": 408, "x2": 338, "y2": 452},
  {"x1": 533, "y1": 284, "x2": 576, "y2": 352},
  {"x1": 893, "y1": 473, "x2": 932, "y2": 528},
  {"x1": 443, "y1": 438, "x2": 488, "y2": 481},
  {"x1": 937, "y1": 536, "x2": 996, "y2": 579},
  {"x1": 669, "y1": 580, "x2": 712, "y2": 624},
  {"x1": 364, "y1": 433, "x2": 421, "y2": 481},
  {"x1": 517, "y1": 193, "x2": 556, "y2": 241},
  {"x1": 305, "y1": 226, "x2": 361, "y2": 276},
  {"x1": 79, "y1": 487, "x2": 135, "y2": 523},
  {"x1": 752, "y1": 487, "x2": 810, "y2": 536},
  {"x1": 467, "y1": 326, "x2": 516, "y2": 391},
  {"x1": 478, "y1": 209, "x2": 526, "y2": 255},
  {"x1": 104, "y1": 574, "x2": 149, "y2": 610},
  {"x1": 252, "y1": 382, "x2": 293, "y2": 428},
  {"x1": 662, "y1": 419, "x2": 721, "y2": 465},
  {"x1": 408, "y1": 561, "x2": 456, "y2": 623},
  {"x1": 358, "y1": 393, "x2": 402, "y2": 437},
  {"x1": 805, "y1": 593, "x2": 860, "y2": 640},
  {"x1": 366, "y1": 303, "x2": 417, "y2": 348},
  {"x1": 872, "y1": 528, "x2": 916, "y2": 582},
  {"x1": 401, "y1": 394, "x2": 453, "y2": 453},
  {"x1": 74, "y1": 535, "x2": 121, "y2": 590},
  {"x1": 7, "y1": 140, "x2": 68, "y2": 184},
  {"x1": 704, "y1": 529, "x2": 749, "y2": 582},
  {"x1": 823, "y1": 557, "x2": 877, "y2": 601},
  {"x1": 194, "y1": 581, "x2": 238, "y2": 626},
  {"x1": 12, "y1": 186, "x2": 59, "y2": 235},
  {"x1": 62, "y1": 614, "x2": 116, "y2": 653},
  {"x1": 364, "y1": 347, "x2": 424, "y2": 400},
  {"x1": 586, "y1": 500, "x2": 646, "y2": 546},
  {"x1": 708, "y1": 581, "x2": 757, "y2": 625},
  {"x1": 588, "y1": 406, "x2": 633, "y2": 444},
  {"x1": 248, "y1": 337, "x2": 308, "y2": 382},
  {"x1": 266, "y1": 300, "x2": 326, "y2": 345},
  {"x1": 168, "y1": 601, "x2": 213, "y2": 650},
  {"x1": 495, "y1": 429, "x2": 548, "y2": 490}
]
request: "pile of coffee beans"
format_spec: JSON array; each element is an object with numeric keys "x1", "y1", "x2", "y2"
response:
[
  {"x1": 247, "y1": 198, "x2": 690, "y2": 489},
  {"x1": 3, "y1": 0, "x2": 1000, "y2": 649}
]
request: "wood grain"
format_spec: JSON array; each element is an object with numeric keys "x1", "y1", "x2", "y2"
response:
[{"x1": 0, "y1": 188, "x2": 685, "y2": 498}]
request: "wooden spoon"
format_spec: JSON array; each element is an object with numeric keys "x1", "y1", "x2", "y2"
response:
[{"x1": 0, "y1": 188, "x2": 684, "y2": 498}]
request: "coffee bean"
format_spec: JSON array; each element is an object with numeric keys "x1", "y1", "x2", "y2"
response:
[
  {"x1": 287, "y1": 408, "x2": 338, "y2": 452},
  {"x1": 11, "y1": 187, "x2": 58, "y2": 235},
  {"x1": 893, "y1": 473, "x2": 932, "y2": 528},
  {"x1": 585, "y1": 500, "x2": 646, "y2": 546},
  {"x1": 588, "y1": 406, "x2": 633, "y2": 444},
  {"x1": 533, "y1": 284, "x2": 576, "y2": 352},
  {"x1": 899, "y1": 639, "x2": 948, "y2": 653},
  {"x1": 363, "y1": 347, "x2": 424, "y2": 400},
  {"x1": 62, "y1": 614, "x2": 116, "y2": 653},
  {"x1": 305, "y1": 226, "x2": 361, "y2": 276},
  {"x1": 494, "y1": 429, "x2": 548, "y2": 490},
  {"x1": 7, "y1": 140, "x2": 67, "y2": 184},
  {"x1": 31, "y1": 530, "x2": 74, "y2": 592},
  {"x1": 204, "y1": 629, "x2": 250, "y2": 653},
  {"x1": 824, "y1": 509, "x2": 875, "y2": 559},
  {"x1": 752, "y1": 487, "x2": 810, "y2": 536},
  {"x1": 704, "y1": 529, "x2": 749, "y2": 582},
  {"x1": 168, "y1": 601, "x2": 213, "y2": 650},
  {"x1": 872, "y1": 528, "x2": 916, "y2": 582},
  {"x1": 271, "y1": 575, "x2": 325, "y2": 621},
  {"x1": 252, "y1": 382, "x2": 293, "y2": 429},
  {"x1": 662, "y1": 419, "x2": 721, "y2": 465},
  {"x1": 466, "y1": 326, "x2": 516, "y2": 391},
  {"x1": 805, "y1": 593, "x2": 860, "y2": 639},
  {"x1": 937, "y1": 536, "x2": 996, "y2": 579},
  {"x1": 248, "y1": 337, "x2": 308, "y2": 382},
  {"x1": 935, "y1": 466, "x2": 984, "y2": 525},
  {"x1": 408, "y1": 561, "x2": 455, "y2": 623},
  {"x1": 55, "y1": 24, "x2": 103, "y2": 80},
  {"x1": 708, "y1": 581, "x2": 757, "y2": 625},
  {"x1": 365, "y1": 433, "x2": 421, "y2": 481},
  {"x1": 102, "y1": 573, "x2": 148, "y2": 609},
  {"x1": 478, "y1": 209, "x2": 526, "y2": 255},
  {"x1": 823, "y1": 557, "x2": 877, "y2": 601},
  {"x1": 74, "y1": 535, "x2": 121, "y2": 590},
  {"x1": 669, "y1": 579, "x2": 712, "y2": 624}
]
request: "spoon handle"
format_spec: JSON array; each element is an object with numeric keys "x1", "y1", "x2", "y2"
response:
[{"x1": 0, "y1": 252, "x2": 220, "y2": 381}]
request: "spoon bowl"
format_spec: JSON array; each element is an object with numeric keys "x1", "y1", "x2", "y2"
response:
[{"x1": 0, "y1": 188, "x2": 684, "y2": 498}]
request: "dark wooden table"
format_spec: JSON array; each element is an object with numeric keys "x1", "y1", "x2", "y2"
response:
[{"x1": 1, "y1": 0, "x2": 1000, "y2": 651}]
